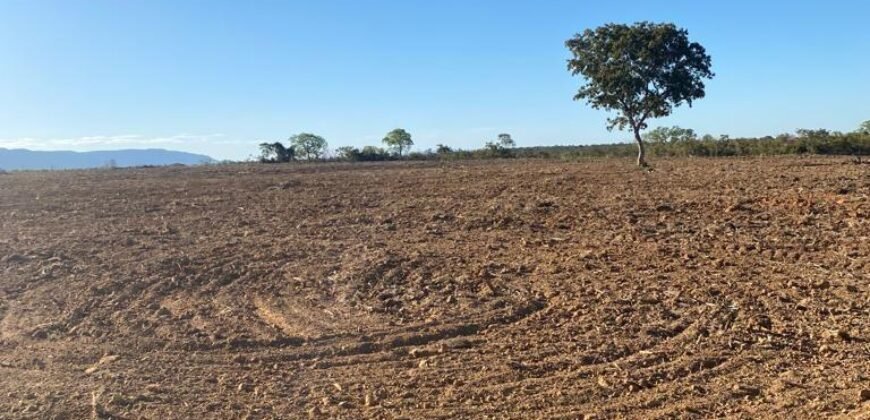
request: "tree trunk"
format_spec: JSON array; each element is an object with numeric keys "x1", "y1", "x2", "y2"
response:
[{"x1": 633, "y1": 126, "x2": 647, "y2": 167}]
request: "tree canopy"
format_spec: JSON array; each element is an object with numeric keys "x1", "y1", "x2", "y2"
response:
[
  {"x1": 258, "y1": 142, "x2": 295, "y2": 163},
  {"x1": 290, "y1": 133, "x2": 328, "y2": 160},
  {"x1": 382, "y1": 128, "x2": 414, "y2": 156},
  {"x1": 566, "y1": 22, "x2": 713, "y2": 166},
  {"x1": 645, "y1": 126, "x2": 698, "y2": 144},
  {"x1": 484, "y1": 133, "x2": 517, "y2": 158},
  {"x1": 334, "y1": 145, "x2": 392, "y2": 162},
  {"x1": 497, "y1": 133, "x2": 516, "y2": 148}
]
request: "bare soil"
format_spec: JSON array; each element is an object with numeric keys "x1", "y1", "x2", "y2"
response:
[{"x1": 0, "y1": 157, "x2": 867, "y2": 419}]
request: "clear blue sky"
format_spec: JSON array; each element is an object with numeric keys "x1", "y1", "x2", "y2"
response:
[{"x1": 1, "y1": 0, "x2": 868, "y2": 160}]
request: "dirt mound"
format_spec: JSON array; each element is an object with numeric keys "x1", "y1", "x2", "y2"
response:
[{"x1": 0, "y1": 157, "x2": 867, "y2": 418}]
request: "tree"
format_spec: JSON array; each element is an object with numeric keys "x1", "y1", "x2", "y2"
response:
[
  {"x1": 566, "y1": 22, "x2": 714, "y2": 166},
  {"x1": 484, "y1": 133, "x2": 516, "y2": 158},
  {"x1": 335, "y1": 146, "x2": 360, "y2": 161},
  {"x1": 435, "y1": 144, "x2": 453, "y2": 154},
  {"x1": 290, "y1": 133, "x2": 328, "y2": 160},
  {"x1": 382, "y1": 128, "x2": 414, "y2": 156},
  {"x1": 857, "y1": 120, "x2": 870, "y2": 135},
  {"x1": 645, "y1": 126, "x2": 698, "y2": 143},
  {"x1": 259, "y1": 142, "x2": 295, "y2": 163},
  {"x1": 497, "y1": 133, "x2": 516, "y2": 148},
  {"x1": 796, "y1": 128, "x2": 831, "y2": 138},
  {"x1": 360, "y1": 145, "x2": 390, "y2": 161}
]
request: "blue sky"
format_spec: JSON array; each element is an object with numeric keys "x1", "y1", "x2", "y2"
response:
[{"x1": 1, "y1": 0, "x2": 868, "y2": 160}]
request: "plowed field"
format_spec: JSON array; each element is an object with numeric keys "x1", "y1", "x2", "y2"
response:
[{"x1": 0, "y1": 157, "x2": 868, "y2": 419}]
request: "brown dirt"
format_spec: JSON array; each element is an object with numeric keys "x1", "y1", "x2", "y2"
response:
[{"x1": 0, "y1": 157, "x2": 868, "y2": 419}]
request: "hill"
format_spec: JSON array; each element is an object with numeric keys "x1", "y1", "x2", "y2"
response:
[{"x1": 0, "y1": 148, "x2": 215, "y2": 170}]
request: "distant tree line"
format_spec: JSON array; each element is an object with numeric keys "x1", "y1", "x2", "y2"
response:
[
  {"x1": 511, "y1": 126, "x2": 870, "y2": 161},
  {"x1": 638, "y1": 125, "x2": 870, "y2": 158},
  {"x1": 258, "y1": 122, "x2": 869, "y2": 164},
  {"x1": 258, "y1": 130, "x2": 519, "y2": 163}
]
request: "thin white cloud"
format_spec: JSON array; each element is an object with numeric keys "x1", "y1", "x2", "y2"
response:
[{"x1": 0, "y1": 134, "x2": 231, "y2": 150}]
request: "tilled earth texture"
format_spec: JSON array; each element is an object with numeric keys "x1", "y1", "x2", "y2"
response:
[{"x1": 0, "y1": 157, "x2": 868, "y2": 419}]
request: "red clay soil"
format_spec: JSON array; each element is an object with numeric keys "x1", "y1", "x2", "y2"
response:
[{"x1": 0, "y1": 157, "x2": 867, "y2": 419}]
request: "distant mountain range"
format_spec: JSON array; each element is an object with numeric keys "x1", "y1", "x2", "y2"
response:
[{"x1": 0, "y1": 148, "x2": 215, "y2": 171}]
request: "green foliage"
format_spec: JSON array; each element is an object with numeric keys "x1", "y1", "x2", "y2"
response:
[
  {"x1": 259, "y1": 124, "x2": 870, "y2": 165},
  {"x1": 407, "y1": 150, "x2": 436, "y2": 161},
  {"x1": 382, "y1": 128, "x2": 414, "y2": 156},
  {"x1": 435, "y1": 144, "x2": 453, "y2": 154},
  {"x1": 360, "y1": 146, "x2": 391, "y2": 161},
  {"x1": 856, "y1": 120, "x2": 870, "y2": 134},
  {"x1": 334, "y1": 145, "x2": 392, "y2": 162},
  {"x1": 511, "y1": 130, "x2": 870, "y2": 160},
  {"x1": 566, "y1": 22, "x2": 713, "y2": 165},
  {"x1": 645, "y1": 126, "x2": 698, "y2": 143},
  {"x1": 645, "y1": 126, "x2": 699, "y2": 157},
  {"x1": 497, "y1": 133, "x2": 516, "y2": 148},
  {"x1": 483, "y1": 143, "x2": 510, "y2": 158},
  {"x1": 796, "y1": 128, "x2": 831, "y2": 138},
  {"x1": 335, "y1": 146, "x2": 359, "y2": 161},
  {"x1": 482, "y1": 133, "x2": 517, "y2": 158},
  {"x1": 258, "y1": 142, "x2": 295, "y2": 163},
  {"x1": 566, "y1": 22, "x2": 714, "y2": 132},
  {"x1": 290, "y1": 133, "x2": 328, "y2": 160}
]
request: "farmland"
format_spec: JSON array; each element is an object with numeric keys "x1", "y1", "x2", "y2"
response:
[{"x1": 0, "y1": 157, "x2": 867, "y2": 418}]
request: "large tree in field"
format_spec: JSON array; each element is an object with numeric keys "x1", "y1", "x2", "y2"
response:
[
  {"x1": 290, "y1": 133, "x2": 328, "y2": 160},
  {"x1": 382, "y1": 128, "x2": 414, "y2": 157},
  {"x1": 566, "y1": 22, "x2": 714, "y2": 166}
]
